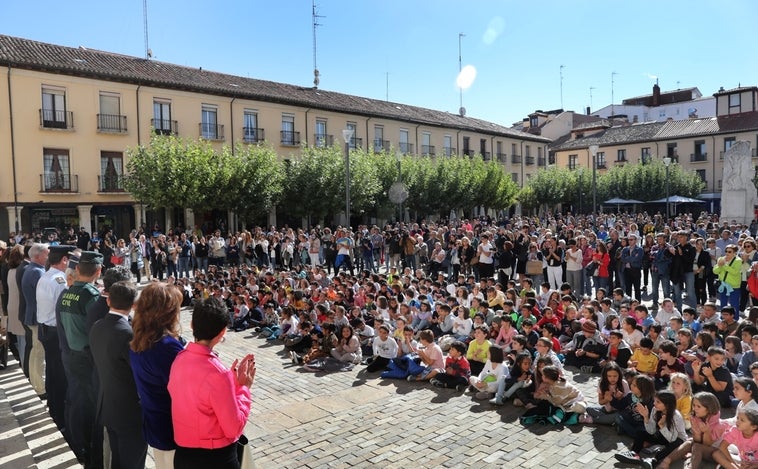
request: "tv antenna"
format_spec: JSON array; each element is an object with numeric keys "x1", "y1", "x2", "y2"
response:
[
  {"x1": 458, "y1": 32, "x2": 465, "y2": 116},
  {"x1": 312, "y1": 0, "x2": 324, "y2": 87},
  {"x1": 143, "y1": 0, "x2": 151, "y2": 59}
]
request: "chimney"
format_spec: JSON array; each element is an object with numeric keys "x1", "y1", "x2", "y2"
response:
[
  {"x1": 586, "y1": 106, "x2": 591, "y2": 115},
  {"x1": 652, "y1": 83, "x2": 661, "y2": 106}
]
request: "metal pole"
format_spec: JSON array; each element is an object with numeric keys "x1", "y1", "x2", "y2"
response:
[
  {"x1": 665, "y1": 165, "x2": 670, "y2": 220},
  {"x1": 345, "y1": 140, "x2": 350, "y2": 227},
  {"x1": 592, "y1": 156, "x2": 597, "y2": 214}
]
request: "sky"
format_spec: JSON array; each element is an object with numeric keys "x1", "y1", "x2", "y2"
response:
[{"x1": 1, "y1": 1, "x2": 756, "y2": 127}]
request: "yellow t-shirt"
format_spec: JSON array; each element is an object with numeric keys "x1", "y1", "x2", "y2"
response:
[
  {"x1": 630, "y1": 349, "x2": 659, "y2": 374},
  {"x1": 466, "y1": 339, "x2": 491, "y2": 364},
  {"x1": 676, "y1": 394, "x2": 692, "y2": 426}
]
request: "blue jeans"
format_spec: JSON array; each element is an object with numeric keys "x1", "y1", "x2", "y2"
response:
[
  {"x1": 650, "y1": 271, "x2": 670, "y2": 306},
  {"x1": 672, "y1": 271, "x2": 696, "y2": 310},
  {"x1": 177, "y1": 256, "x2": 191, "y2": 278},
  {"x1": 196, "y1": 256, "x2": 208, "y2": 273},
  {"x1": 719, "y1": 285, "x2": 741, "y2": 310}
]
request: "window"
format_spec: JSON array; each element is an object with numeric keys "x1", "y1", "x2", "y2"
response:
[
  {"x1": 346, "y1": 122, "x2": 358, "y2": 149},
  {"x1": 641, "y1": 147, "x2": 651, "y2": 164},
  {"x1": 480, "y1": 139, "x2": 487, "y2": 159},
  {"x1": 596, "y1": 152, "x2": 606, "y2": 169},
  {"x1": 421, "y1": 132, "x2": 433, "y2": 155},
  {"x1": 462, "y1": 136, "x2": 471, "y2": 156},
  {"x1": 496, "y1": 141, "x2": 504, "y2": 161},
  {"x1": 569, "y1": 154, "x2": 578, "y2": 170},
  {"x1": 98, "y1": 92, "x2": 125, "y2": 132},
  {"x1": 399, "y1": 129, "x2": 411, "y2": 154},
  {"x1": 530, "y1": 116, "x2": 538, "y2": 127},
  {"x1": 537, "y1": 147, "x2": 543, "y2": 164},
  {"x1": 511, "y1": 143, "x2": 517, "y2": 156},
  {"x1": 201, "y1": 105, "x2": 221, "y2": 140},
  {"x1": 729, "y1": 93, "x2": 741, "y2": 112},
  {"x1": 666, "y1": 143, "x2": 678, "y2": 162},
  {"x1": 281, "y1": 114, "x2": 298, "y2": 145},
  {"x1": 374, "y1": 125, "x2": 385, "y2": 152},
  {"x1": 525, "y1": 145, "x2": 531, "y2": 157},
  {"x1": 695, "y1": 169, "x2": 707, "y2": 184},
  {"x1": 617, "y1": 149, "x2": 627, "y2": 162},
  {"x1": 724, "y1": 137, "x2": 736, "y2": 159},
  {"x1": 692, "y1": 140, "x2": 707, "y2": 162},
  {"x1": 153, "y1": 100, "x2": 173, "y2": 135},
  {"x1": 243, "y1": 110, "x2": 261, "y2": 142},
  {"x1": 100, "y1": 152, "x2": 124, "y2": 191},
  {"x1": 444, "y1": 135, "x2": 453, "y2": 156},
  {"x1": 511, "y1": 173, "x2": 518, "y2": 183},
  {"x1": 43, "y1": 148, "x2": 72, "y2": 191},
  {"x1": 41, "y1": 86, "x2": 69, "y2": 129},
  {"x1": 315, "y1": 119, "x2": 328, "y2": 147}
]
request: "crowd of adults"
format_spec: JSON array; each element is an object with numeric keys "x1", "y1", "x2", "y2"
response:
[{"x1": 4, "y1": 209, "x2": 758, "y2": 468}]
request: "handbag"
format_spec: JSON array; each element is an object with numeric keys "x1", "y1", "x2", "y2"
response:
[
  {"x1": 110, "y1": 255, "x2": 120, "y2": 265},
  {"x1": 236, "y1": 434, "x2": 257, "y2": 469},
  {"x1": 470, "y1": 254, "x2": 479, "y2": 265},
  {"x1": 526, "y1": 259, "x2": 543, "y2": 276},
  {"x1": 584, "y1": 261, "x2": 598, "y2": 275}
]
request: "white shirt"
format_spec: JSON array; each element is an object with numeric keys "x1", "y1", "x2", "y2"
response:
[
  {"x1": 479, "y1": 241, "x2": 494, "y2": 265},
  {"x1": 36, "y1": 266, "x2": 67, "y2": 326}
]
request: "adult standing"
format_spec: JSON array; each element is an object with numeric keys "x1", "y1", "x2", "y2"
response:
[
  {"x1": 89, "y1": 281, "x2": 147, "y2": 469},
  {"x1": 209, "y1": 230, "x2": 227, "y2": 268},
  {"x1": 168, "y1": 297, "x2": 255, "y2": 469},
  {"x1": 35, "y1": 245, "x2": 72, "y2": 431},
  {"x1": 620, "y1": 234, "x2": 644, "y2": 301},
  {"x1": 58, "y1": 251, "x2": 103, "y2": 466},
  {"x1": 713, "y1": 244, "x2": 742, "y2": 310},
  {"x1": 77, "y1": 226, "x2": 91, "y2": 251},
  {"x1": 194, "y1": 236, "x2": 209, "y2": 274},
  {"x1": 129, "y1": 283, "x2": 185, "y2": 469},
  {"x1": 128, "y1": 233, "x2": 143, "y2": 284},
  {"x1": 477, "y1": 233, "x2": 495, "y2": 280},
  {"x1": 177, "y1": 233, "x2": 193, "y2": 279},
  {"x1": 649, "y1": 233, "x2": 673, "y2": 309},
  {"x1": 669, "y1": 230, "x2": 697, "y2": 311},
  {"x1": 15, "y1": 244, "x2": 31, "y2": 377},
  {"x1": 542, "y1": 236, "x2": 563, "y2": 290},
  {"x1": 6, "y1": 246, "x2": 26, "y2": 367},
  {"x1": 564, "y1": 239, "x2": 583, "y2": 299},
  {"x1": 21, "y1": 242, "x2": 48, "y2": 396}
]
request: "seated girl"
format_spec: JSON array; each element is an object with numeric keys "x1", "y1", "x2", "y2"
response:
[
  {"x1": 585, "y1": 362, "x2": 630, "y2": 425},
  {"x1": 468, "y1": 346, "x2": 507, "y2": 400},
  {"x1": 520, "y1": 365, "x2": 587, "y2": 426}
]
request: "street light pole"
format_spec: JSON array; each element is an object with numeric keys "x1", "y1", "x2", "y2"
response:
[
  {"x1": 589, "y1": 145, "x2": 599, "y2": 214},
  {"x1": 342, "y1": 129, "x2": 354, "y2": 227},
  {"x1": 663, "y1": 157, "x2": 671, "y2": 220}
]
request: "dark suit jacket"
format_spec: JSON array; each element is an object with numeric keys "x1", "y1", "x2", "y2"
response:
[{"x1": 89, "y1": 313, "x2": 143, "y2": 432}]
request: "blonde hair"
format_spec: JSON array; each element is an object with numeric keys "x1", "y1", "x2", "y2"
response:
[{"x1": 668, "y1": 372, "x2": 693, "y2": 397}]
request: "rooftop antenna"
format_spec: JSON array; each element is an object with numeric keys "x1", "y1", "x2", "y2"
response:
[
  {"x1": 143, "y1": 0, "x2": 150, "y2": 59},
  {"x1": 589, "y1": 86, "x2": 595, "y2": 112},
  {"x1": 611, "y1": 71, "x2": 618, "y2": 118},
  {"x1": 312, "y1": 0, "x2": 324, "y2": 87},
  {"x1": 458, "y1": 32, "x2": 466, "y2": 117},
  {"x1": 560, "y1": 65, "x2": 565, "y2": 110},
  {"x1": 676, "y1": 80, "x2": 680, "y2": 90}
]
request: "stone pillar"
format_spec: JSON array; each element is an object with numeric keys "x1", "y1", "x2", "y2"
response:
[
  {"x1": 227, "y1": 210, "x2": 235, "y2": 233},
  {"x1": 165, "y1": 212, "x2": 173, "y2": 234},
  {"x1": 6, "y1": 205, "x2": 22, "y2": 233},
  {"x1": 132, "y1": 204, "x2": 143, "y2": 230},
  {"x1": 267, "y1": 207, "x2": 277, "y2": 229},
  {"x1": 77, "y1": 205, "x2": 93, "y2": 235},
  {"x1": 184, "y1": 208, "x2": 195, "y2": 234}
]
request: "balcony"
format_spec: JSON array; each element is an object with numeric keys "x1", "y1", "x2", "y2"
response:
[
  {"x1": 40, "y1": 109, "x2": 74, "y2": 130},
  {"x1": 481, "y1": 151, "x2": 491, "y2": 160},
  {"x1": 199, "y1": 123, "x2": 224, "y2": 141},
  {"x1": 151, "y1": 118, "x2": 178, "y2": 136},
  {"x1": 40, "y1": 173, "x2": 78, "y2": 193},
  {"x1": 399, "y1": 142, "x2": 414, "y2": 155},
  {"x1": 349, "y1": 137, "x2": 363, "y2": 149},
  {"x1": 462, "y1": 149, "x2": 475, "y2": 157},
  {"x1": 511, "y1": 154, "x2": 522, "y2": 164},
  {"x1": 537, "y1": 157, "x2": 546, "y2": 166},
  {"x1": 98, "y1": 175, "x2": 126, "y2": 192},
  {"x1": 313, "y1": 133, "x2": 334, "y2": 148},
  {"x1": 373, "y1": 139, "x2": 390, "y2": 152},
  {"x1": 617, "y1": 156, "x2": 627, "y2": 163},
  {"x1": 525, "y1": 156, "x2": 535, "y2": 165},
  {"x1": 568, "y1": 163, "x2": 577, "y2": 170},
  {"x1": 242, "y1": 127, "x2": 265, "y2": 143},
  {"x1": 444, "y1": 147, "x2": 457, "y2": 157},
  {"x1": 754, "y1": 148, "x2": 757, "y2": 158},
  {"x1": 496, "y1": 152, "x2": 507, "y2": 162},
  {"x1": 280, "y1": 130, "x2": 301, "y2": 146},
  {"x1": 421, "y1": 145, "x2": 436, "y2": 156},
  {"x1": 596, "y1": 162, "x2": 607, "y2": 169},
  {"x1": 690, "y1": 153, "x2": 708, "y2": 162},
  {"x1": 97, "y1": 114, "x2": 127, "y2": 133}
]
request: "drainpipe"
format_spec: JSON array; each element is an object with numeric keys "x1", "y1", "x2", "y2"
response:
[
  {"x1": 712, "y1": 135, "x2": 717, "y2": 193},
  {"x1": 365, "y1": 117, "x2": 371, "y2": 151},
  {"x1": 305, "y1": 108, "x2": 311, "y2": 147},
  {"x1": 415, "y1": 124, "x2": 421, "y2": 155},
  {"x1": 229, "y1": 97, "x2": 236, "y2": 154},
  {"x1": 7, "y1": 65, "x2": 19, "y2": 232},
  {"x1": 135, "y1": 85, "x2": 141, "y2": 145},
  {"x1": 490, "y1": 136, "x2": 495, "y2": 162},
  {"x1": 456, "y1": 130, "x2": 462, "y2": 156}
]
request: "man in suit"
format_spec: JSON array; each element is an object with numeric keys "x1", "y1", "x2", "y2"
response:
[
  {"x1": 89, "y1": 280, "x2": 147, "y2": 469},
  {"x1": 21, "y1": 242, "x2": 48, "y2": 396}
]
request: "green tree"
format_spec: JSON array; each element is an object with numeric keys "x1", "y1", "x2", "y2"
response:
[
  {"x1": 221, "y1": 143, "x2": 286, "y2": 221},
  {"x1": 525, "y1": 166, "x2": 576, "y2": 210},
  {"x1": 597, "y1": 160, "x2": 705, "y2": 202}
]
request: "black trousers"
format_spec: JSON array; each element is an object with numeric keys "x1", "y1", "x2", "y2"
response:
[
  {"x1": 38, "y1": 324, "x2": 67, "y2": 430},
  {"x1": 106, "y1": 426, "x2": 147, "y2": 469},
  {"x1": 175, "y1": 442, "x2": 239, "y2": 469},
  {"x1": 366, "y1": 356, "x2": 391, "y2": 373}
]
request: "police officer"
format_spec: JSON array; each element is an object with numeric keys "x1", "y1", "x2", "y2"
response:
[
  {"x1": 36, "y1": 245, "x2": 73, "y2": 431},
  {"x1": 58, "y1": 251, "x2": 102, "y2": 466}
]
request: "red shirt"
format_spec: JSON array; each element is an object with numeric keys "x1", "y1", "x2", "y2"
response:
[
  {"x1": 445, "y1": 355, "x2": 471, "y2": 378},
  {"x1": 168, "y1": 342, "x2": 252, "y2": 449}
]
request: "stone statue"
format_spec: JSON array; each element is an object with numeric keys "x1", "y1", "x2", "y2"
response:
[{"x1": 721, "y1": 141, "x2": 758, "y2": 225}]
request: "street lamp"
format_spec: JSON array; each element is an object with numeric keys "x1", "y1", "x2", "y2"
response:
[
  {"x1": 663, "y1": 156, "x2": 672, "y2": 220},
  {"x1": 589, "y1": 145, "x2": 599, "y2": 214},
  {"x1": 342, "y1": 128, "x2": 354, "y2": 227}
]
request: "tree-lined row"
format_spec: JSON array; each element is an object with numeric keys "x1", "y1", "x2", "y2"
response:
[{"x1": 124, "y1": 134, "x2": 520, "y2": 222}]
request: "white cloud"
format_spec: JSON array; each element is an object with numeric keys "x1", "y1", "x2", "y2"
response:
[
  {"x1": 482, "y1": 17, "x2": 505, "y2": 45},
  {"x1": 457, "y1": 65, "x2": 477, "y2": 90}
]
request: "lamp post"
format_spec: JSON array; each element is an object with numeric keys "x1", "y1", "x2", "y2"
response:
[
  {"x1": 589, "y1": 145, "x2": 599, "y2": 214},
  {"x1": 663, "y1": 156, "x2": 672, "y2": 220},
  {"x1": 342, "y1": 129, "x2": 354, "y2": 227}
]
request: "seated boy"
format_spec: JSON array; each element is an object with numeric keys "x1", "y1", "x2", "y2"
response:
[
  {"x1": 520, "y1": 319, "x2": 540, "y2": 352},
  {"x1": 561, "y1": 320, "x2": 606, "y2": 372},
  {"x1": 692, "y1": 346, "x2": 734, "y2": 408},
  {"x1": 430, "y1": 341, "x2": 471, "y2": 390},
  {"x1": 654, "y1": 340, "x2": 685, "y2": 389},
  {"x1": 627, "y1": 337, "x2": 659, "y2": 377},
  {"x1": 366, "y1": 325, "x2": 399, "y2": 372},
  {"x1": 407, "y1": 329, "x2": 445, "y2": 382},
  {"x1": 599, "y1": 330, "x2": 632, "y2": 371}
]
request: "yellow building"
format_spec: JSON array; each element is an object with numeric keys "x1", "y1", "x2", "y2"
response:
[
  {"x1": 550, "y1": 87, "x2": 758, "y2": 207},
  {"x1": 0, "y1": 34, "x2": 549, "y2": 238}
]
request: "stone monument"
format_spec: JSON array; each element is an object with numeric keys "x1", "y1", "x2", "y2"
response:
[{"x1": 721, "y1": 140, "x2": 758, "y2": 225}]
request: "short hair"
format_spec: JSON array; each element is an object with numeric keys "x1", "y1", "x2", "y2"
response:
[
  {"x1": 639, "y1": 337, "x2": 654, "y2": 349},
  {"x1": 418, "y1": 329, "x2": 434, "y2": 343},
  {"x1": 450, "y1": 341, "x2": 467, "y2": 355},
  {"x1": 192, "y1": 297, "x2": 230, "y2": 341},
  {"x1": 107, "y1": 281, "x2": 137, "y2": 311},
  {"x1": 609, "y1": 330, "x2": 624, "y2": 339},
  {"x1": 659, "y1": 340, "x2": 678, "y2": 356},
  {"x1": 103, "y1": 266, "x2": 132, "y2": 292},
  {"x1": 489, "y1": 346, "x2": 504, "y2": 364},
  {"x1": 707, "y1": 346, "x2": 725, "y2": 357},
  {"x1": 77, "y1": 261, "x2": 101, "y2": 277}
]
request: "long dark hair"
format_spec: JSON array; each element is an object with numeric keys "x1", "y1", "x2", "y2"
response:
[
  {"x1": 655, "y1": 390, "x2": 678, "y2": 430},
  {"x1": 510, "y1": 351, "x2": 532, "y2": 378},
  {"x1": 599, "y1": 362, "x2": 625, "y2": 394}
]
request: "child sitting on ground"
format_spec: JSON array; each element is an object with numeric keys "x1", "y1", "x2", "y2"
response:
[
  {"x1": 429, "y1": 341, "x2": 471, "y2": 391},
  {"x1": 668, "y1": 372, "x2": 693, "y2": 431},
  {"x1": 406, "y1": 329, "x2": 444, "y2": 382},
  {"x1": 520, "y1": 365, "x2": 586, "y2": 426},
  {"x1": 468, "y1": 346, "x2": 507, "y2": 400},
  {"x1": 490, "y1": 351, "x2": 532, "y2": 406},
  {"x1": 366, "y1": 324, "x2": 399, "y2": 372},
  {"x1": 585, "y1": 362, "x2": 630, "y2": 425},
  {"x1": 692, "y1": 346, "x2": 734, "y2": 408},
  {"x1": 466, "y1": 325, "x2": 491, "y2": 376},
  {"x1": 628, "y1": 337, "x2": 659, "y2": 377},
  {"x1": 713, "y1": 407, "x2": 758, "y2": 469}
]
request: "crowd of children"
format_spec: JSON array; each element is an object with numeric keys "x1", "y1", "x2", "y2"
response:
[{"x1": 197, "y1": 249, "x2": 758, "y2": 468}]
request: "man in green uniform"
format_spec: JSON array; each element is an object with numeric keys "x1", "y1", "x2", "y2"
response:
[{"x1": 58, "y1": 251, "x2": 102, "y2": 467}]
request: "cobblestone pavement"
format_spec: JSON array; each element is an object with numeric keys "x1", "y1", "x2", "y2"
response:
[{"x1": 197, "y1": 309, "x2": 712, "y2": 469}]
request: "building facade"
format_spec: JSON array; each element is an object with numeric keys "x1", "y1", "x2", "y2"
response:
[{"x1": 0, "y1": 35, "x2": 549, "y2": 238}]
